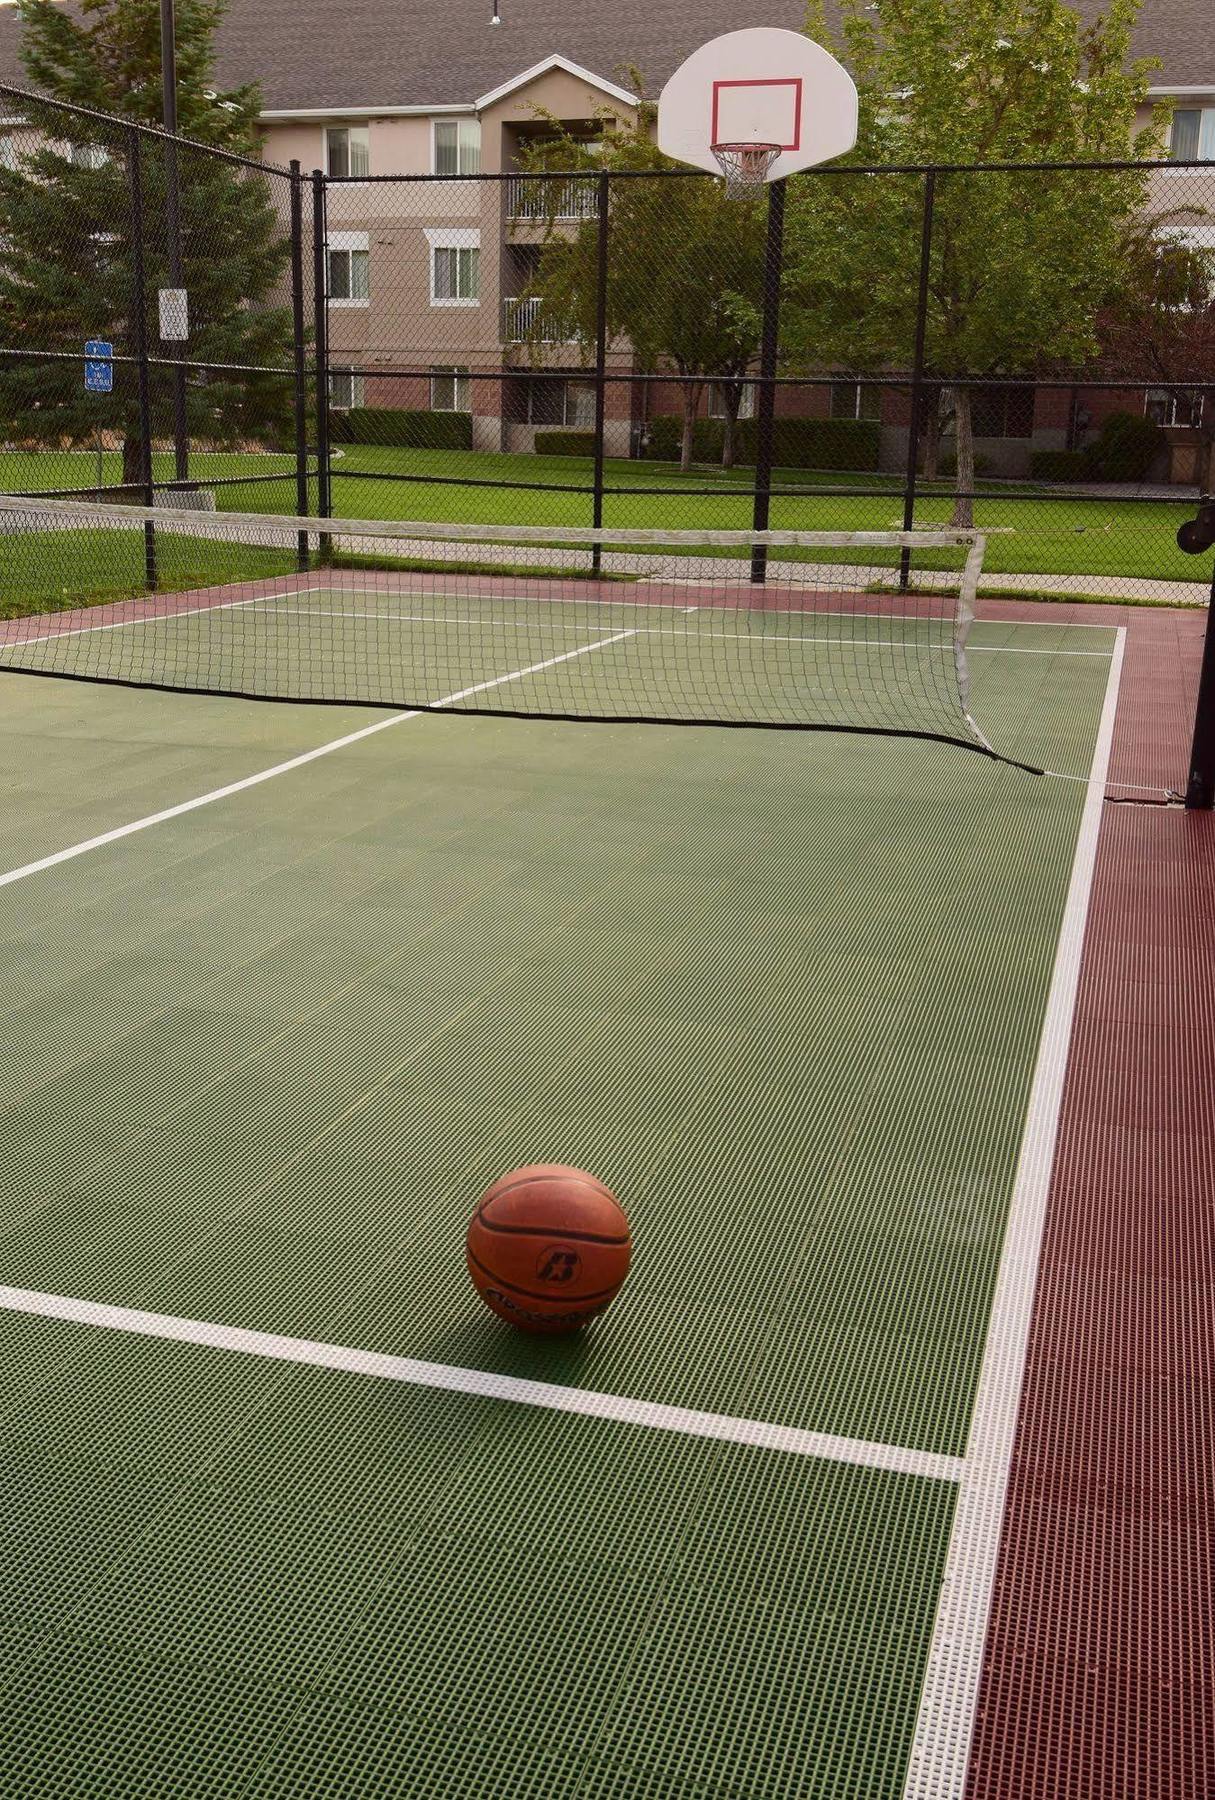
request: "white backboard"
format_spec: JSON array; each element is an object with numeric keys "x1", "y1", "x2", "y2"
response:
[{"x1": 657, "y1": 29, "x2": 858, "y2": 180}]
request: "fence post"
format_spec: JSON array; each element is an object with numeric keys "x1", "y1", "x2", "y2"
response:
[
  {"x1": 591, "y1": 169, "x2": 611, "y2": 573},
  {"x1": 159, "y1": 0, "x2": 189, "y2": 483},
  {"x1": 311, "y1": 168, "x2": 331, "y2": 530},
  {"x1": 751, "y1": 176, "x2": 787, "y2": 585},
  {"x1": 1184, "y1": 556, "x2": 1215, "y2": 809},
  {"x1": 900, "y1": 167, "x2": 936, "y2": 593},
  {"x1": 128, "y1": 127, "x2": 157, "y2": 591},
  {"x1": 289, "y1": 161, "x2": 310, "y2": 569}
]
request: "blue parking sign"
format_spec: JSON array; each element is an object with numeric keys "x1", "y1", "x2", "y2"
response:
[{"x1": 84, "y1": 340, "x2": 113, "y2": 393}]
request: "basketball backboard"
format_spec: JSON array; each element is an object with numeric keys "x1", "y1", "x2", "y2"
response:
[{"x1": 657, "y1": 29, "x2": 858, "y2": 182}]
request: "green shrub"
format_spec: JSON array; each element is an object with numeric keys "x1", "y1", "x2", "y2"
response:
[
  {"x1": 534, "y1": 429, "x2": 596, "y2": 457},
  {"x1": 1030, "y1": 449, "x2": 1088, "y2": 481},
  {"x1": 1081, "y1": 410, "x2": 1163, "y2": 480},
  {"x1": 641, "y1": 414, "x2": 881, "y2": 471},
  {"x1": 737, "y1": 417, "x2": 881, "y2": 472},
  {"x1": 327, "y1": 407, "x2": 473, "y2": 450},
  {"x1": 642, "y1": 415, "x2": 727, "y2": 463}
]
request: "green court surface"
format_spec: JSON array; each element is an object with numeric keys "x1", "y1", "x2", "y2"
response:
[{"x1": 0, "y1": 620, "x2": 1113, "y2": 1796}]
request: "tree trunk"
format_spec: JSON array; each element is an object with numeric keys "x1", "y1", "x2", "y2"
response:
[
  {"x1": 922, "y1": 389, "x2": 942, "y2": 481},
  {"x1": 951, "y1": 385, "x2": 975, "y2": 529},
  {"x1": 679, "y1": 382, "x2": 702, "y2": 473},
  {"x1": 721, "y1": 384, "x2": 742, "y2": 470},
  {"x1": 122, "y1": 430, "x2": 145, "y2": 495}
]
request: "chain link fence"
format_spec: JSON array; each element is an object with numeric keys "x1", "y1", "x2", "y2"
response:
[{"x1": 2, "y1": 85, "x2": 1213, "y2": 606}]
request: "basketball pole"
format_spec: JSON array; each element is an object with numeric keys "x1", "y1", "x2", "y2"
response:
[{"x1": 750, "y1": 176, "x2": 786, "y2": 585}]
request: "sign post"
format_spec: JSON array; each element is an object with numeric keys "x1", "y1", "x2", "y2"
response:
[{"x1": 84, "y1": 339, "x2": 113, "y2": 498}]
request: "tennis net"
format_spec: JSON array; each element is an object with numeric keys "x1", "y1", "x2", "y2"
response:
[{"x1": 0, "y1": 496, "x2": 990, "y2": 747}]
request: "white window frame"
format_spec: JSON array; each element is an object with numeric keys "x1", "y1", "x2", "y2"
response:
[
  {"x1": 430, "y1": 366, "x2": 471, "y2": 412},
  {"x1": 425, "y1": 228, "x2": 480, "y2": 307},
  {"x1": 1144, "y1": 388, "x2": 1205, "y2": 429},
  {"x1": 326, "y1": 231, "x2": 370, "y2": 308},
  {"x1": 68, "y1": 141, "x2": 109, "y2": 170},
  {"x1": 432, "y1": 118, "x2": 481, "y2": 176},
  {"x1": 830, "y1": 380, "x2": 882, "y2": 423},
  {"x1": 325, "y1": 125, "x2": 370, "y2": 180},
  {"x1": 1168, "y1": 106, "x2": 1215, "y2": 163},
  {"x1": 329, "y1": 368, "x2": 366, "y2": 410},
  {"x1": 707, "y1": 381, "x2": 756, "y2": 422}
]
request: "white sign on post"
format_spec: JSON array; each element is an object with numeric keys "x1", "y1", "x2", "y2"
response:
[{"x1": 158, "y1": 288, "x2": 189, "y2": 341}]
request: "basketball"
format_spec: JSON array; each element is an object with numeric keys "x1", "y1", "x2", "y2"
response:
[{"x1": 466, "y1": 1164, "x2": 632, "y2": 1334}]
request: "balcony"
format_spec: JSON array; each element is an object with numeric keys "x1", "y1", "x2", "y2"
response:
[
  {"x1": 502, "y1": 296, "x2": 569, "y2": 345},
  {"x1": 506, "y1": 175, "x2": 599, "y2": 223}
]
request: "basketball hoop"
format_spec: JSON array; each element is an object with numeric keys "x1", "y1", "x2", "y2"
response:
[{"x1": 711, "y1": 141, "x2": 781, "y2": 198}]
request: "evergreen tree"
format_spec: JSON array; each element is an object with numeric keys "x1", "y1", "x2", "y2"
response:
[{"x1": 0, "y1": 0, "x2": 295, "y2": 489}]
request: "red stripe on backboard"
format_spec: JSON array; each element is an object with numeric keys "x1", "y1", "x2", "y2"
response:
[{"x1": 710, "y1": 78, "x2": 803, "y2": 153}]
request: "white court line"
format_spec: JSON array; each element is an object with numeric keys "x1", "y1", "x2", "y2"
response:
[
  {"x1": 0, "y1": 1284, "x2": 964, "y2": 1483},
  {"x1": 0, "y1": 627, "x2": 636, "y2": 892},
  {"x1": 242, "y1": 603, "x2": 1111, "y2": 657},
  {"x1": 10, "y1": 593, "x2": 263, "y2": 649},
  {"x1": 902, "y1": 626, "x2": 1126, "y2": 1800}
]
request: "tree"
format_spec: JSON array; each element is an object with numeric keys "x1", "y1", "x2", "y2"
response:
[
  {"x1": 1098, "y1": 225, "x2": 1215, "y2": 402},
  {"x1": 784, "y1": 0, "x2": 1167, "y2": 523},
  {"x1": 0, "y1": 0, "x2": 295, "y2": 489},
  {"x1": 517, "y1": 103, "x2": 766, "y2": 471}
]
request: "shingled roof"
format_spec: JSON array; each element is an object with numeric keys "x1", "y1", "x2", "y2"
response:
[{"x1": 0, "y1": 0, "x2": 1210, "y2": 114}]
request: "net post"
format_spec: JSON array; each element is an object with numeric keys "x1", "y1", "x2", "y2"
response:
[
  {"x1": 750, "y1": 176, "x2": 786, "y2": 585},
  {"x1": 289, "y1": 161, "x2": 310, "y2": 572},
  {"x1": 310, "y1": 167, "x2": 332, "y2": 561},
  {"x1": 127, "y1": 127, "x2": 157, "y2": 591},
  {"x1": 591, "y1": 168, "x2": 611, "y2": 575},
  {"x1": 1184, "y1": 560, "x2": 1215, "y2": 808},
  {"x1": 900, "y1": 168, "x2": 936, "y2": 594}
]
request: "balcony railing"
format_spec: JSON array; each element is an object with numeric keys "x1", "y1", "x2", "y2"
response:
[
  {"x1": 502, "y1": 296, "x2": 569, "y2": 345},
  {"x1": 507, "y1": 175, "x2": 599, "y2": 223}
]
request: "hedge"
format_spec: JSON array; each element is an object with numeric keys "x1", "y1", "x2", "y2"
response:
[
  {"x1": 1030, "y1": 449, "x2": 1088, "y2": 481},
  {"x1": 1029, "y1": 414, "x2": 1164, "y2": 484},
  {"x1": 327, "y1": 407, "x2": 473, "y2": 450},
  {"x1": 642, "y1": 414, "x2": 881, "y2": 471},
  {"x1": 534, "y1": 429, "x2": 597, "y2": 457}
]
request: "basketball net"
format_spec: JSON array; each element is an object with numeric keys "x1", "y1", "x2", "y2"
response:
[{"x1": 711, "y1": 142, "x2": 780, "y2": 198}]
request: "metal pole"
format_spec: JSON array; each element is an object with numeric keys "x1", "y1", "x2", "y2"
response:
[
  {"x1": 590, "y1": 168, "x2": 610, "y2": 574},
  {"x1": 311, "y1": 168, "x2": 332, "y2": 554},
  {"x1": 900, "y1": 167, "x2": 936, "y2": 592},
  {"x1": 1185, "y1": 560, "x2": 1215, "y2": 808},
  {"x1": 160, "y1": 0, "x2": 189, "y2": 482},
  {"x1": 750, "y1": 176, "x2": 786, "y2": 585},
  {"x1": 128, "y1": 128, "x2": 157, "y2": 590},
  {"x1": 289, "y1": 161, "x2": 310, "y2": 569}
]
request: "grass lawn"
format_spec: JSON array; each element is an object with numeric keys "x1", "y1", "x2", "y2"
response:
[{"x1": 1, "y1": 442, "x2": 1202, "y2": 587}]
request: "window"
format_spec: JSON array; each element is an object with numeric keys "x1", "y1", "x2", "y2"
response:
[
  {"x1": 428, "y1": 225, "x2": 480, "y2": 305},
  {"x1": 971, "y1": 386, "x2": 1034, "y2": 438},
  {"x1": 1170, "y1": 107, "x2": 1215, "y2": 163},
  {"x1": 69, "y1": 142, "x2": 108, "y2": 170},
  {"x1": 1145, "y1": 388, "x2": 1205, "y2": 428},
  {"x1": 327, "y1": 233, "x2": 370, "y2": 305},
  {"x1": 509, "y1": 376, "x2": 595, "y2": 427},
  {"x1": 0, "y1": 132, "x2": 18, "y2": 173},
  {"x1": 708, "y1": 381, "x2": 756, "y2": 421},
  {"x1": 329, "y1": 368, "x2": 365, "y2": 410},
  {"x1": 431, "y1": 366, "x2": 471, "y2": 412},
  {"x1": 326, "y1": 126, "x2": 370, "y2": 179},
  {"x1": 434, "y1": 119, "x2": 481, "y2": 175},
  {"x1": 830, "y1": 381, "x2": 882, "y2": 421}
]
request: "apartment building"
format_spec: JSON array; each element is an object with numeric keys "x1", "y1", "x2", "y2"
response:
[{"x1": 0, "y1": 0, "x2": 1211, "y2": 474}]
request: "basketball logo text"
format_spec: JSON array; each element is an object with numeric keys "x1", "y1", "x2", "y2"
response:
[{"x1": 536, "y1": 1246, "x2": 581, "y2": 1283}]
